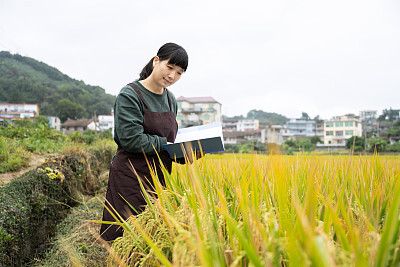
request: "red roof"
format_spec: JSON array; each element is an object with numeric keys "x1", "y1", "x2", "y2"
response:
[
  {"x1": 61, "y1": 118, "x2": 93, "y2": 127},
  {"x1": 177, "y1": 96, "x2": 219, "y2": 104}
]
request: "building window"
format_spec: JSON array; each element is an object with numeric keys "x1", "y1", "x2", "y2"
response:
[
  {"x1": 355, "y1": 122, "x2": 358, "y2": 127},
  {"x1": 336, "y1": 131, "x2": 344, "y2": 136},
  {"x1": 345, "y1": 130, "x2": 353, "y2": 136},
  {"x1": 177, "y1": 102, "x2": 182, "y2": 109},
  {"x1": 326, "y1": 131, "x2": 334, "y2": 136},
  {"x1": 335, "y1": 122, "x2": 343, "y2": 127},
  {"x1": 209, "y1": 104, "x2": 214, "y2": 109},
  {"x1": 204, "y1": 114, "x2": 210, "y2": 120},
  {"x1": 326, "y1": 122, "x2": 333, "y2": 127},
  {"x1": 345, "y1": 121, "x2": 353, "y2": 127}
]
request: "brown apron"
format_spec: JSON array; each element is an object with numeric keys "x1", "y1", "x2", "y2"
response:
[{"x1": 100, "y1": 83, "x2": 178, "y2": 241}]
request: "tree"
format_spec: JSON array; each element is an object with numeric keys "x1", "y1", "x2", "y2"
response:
[
  {"x1": 313, "y1": 115, "x2": 323, "y2": 123},
  {"x1": 378, "y1": 108, "x2": 400, "y2": 122},
  {"x1": 310, "y1": 136, "x2": 322, "y2": 145},
  {"x1": 387, "y1": 142, "x2": 400, "y2": 153},
  {"x1": 246, "y1": 109, "x2": 288, "y2": 125},
  {"x1": 367, "y1": 137, "x2": 387, "y2": 153},
  {"x1": 14, "y1": 118, "x2": 33, "y2": 128},
  {"x1": 282, "y1": 138, "x2": 315, "y2": 154},
  {"x1": 301, "y1": 112, "x2": 310, "y2": 120},
  {"x1": 297, "y1": 138, "x2": 315, "y2": 151},
  {"x1": 33, "y1": 116, "x2": 50, "y2": 129},
  {"x1": 345, "y1": 136, "x2": 365, "y2": 152},
  {"x1": 56, "y1": 99, "x2": 86, "y2": 122}
]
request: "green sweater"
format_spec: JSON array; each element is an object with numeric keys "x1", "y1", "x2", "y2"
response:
[{"x1": 113, "y1": 81, "x2": 178, "y2": 155}]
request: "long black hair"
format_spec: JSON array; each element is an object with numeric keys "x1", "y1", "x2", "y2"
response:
[{"x1": 139, "y1": 43, "x2": 189, "y2": 80}]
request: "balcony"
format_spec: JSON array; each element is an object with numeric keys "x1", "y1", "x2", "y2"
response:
[{"x1": 180, "y1": 108, "x2": 215, "y2": 113}]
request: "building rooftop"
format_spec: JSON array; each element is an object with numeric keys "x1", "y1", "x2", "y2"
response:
[
  {"x1": 61, "y1": 118, "x2": 93, "y2": 127},
  {"x1": 326, "y1": 115, "x2": 361, "y2": 122},
  {"x1": 223, "y1": 129, "x2": 262, "y2": 138},
  {"x1": 177, "y1": 96, "x2": 220, "y2": 104}
]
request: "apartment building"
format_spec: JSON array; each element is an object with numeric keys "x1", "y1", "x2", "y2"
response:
[
  {"x1": 315, "y1": 122, "x2": 324, "y2": 141},
  {"x1": 237, "y1": 119, "x2": 259, "y2": 131},
  {"x1": 265, "y1": 125, "x2": 286, "y2": 145},
  {"x1": 283, "y1": 118, "x2": 316, "y2": 139},
  {"x1": 360, "y1": 110, "x2": 377, "y2": 122},
  {"x1": 177, "y1": 96, "x2": 222, "y2": 128},
  {"x1": 359, "y1": 110, "x2": 378, "y2": 138},
  {"x1": 222, "y1": 118, "x2": 259, "y2": 132},
  {"x1": 323, "y1": 115, "x2": 362, "y2": 146},
  {"x1": 0, "y1": 103, "x2": 39, "y2": 123}
]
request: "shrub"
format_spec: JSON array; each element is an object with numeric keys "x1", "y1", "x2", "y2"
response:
[
  {"x1": 346, "y1": 136, "x2": 365, "y2": 152},
  {"x1": 68, "y1": 130, "x2": 100, "y2": 145},
  {"x1": 387, "y1": 142, "x2": 400, "y2": 153},
  {"x1": 99, "y1": 129, "x2": 113, "y2": 140},
  {"x1": 282, "y1": 138, "x2": 315, "y2": 154},
  {"x1": 0, "y1": 145, "x2": 114, "y2": 266},
  {"x1": 367, "y1": 137, "x2": 387, "y2": 153},
  {"x1": 0, "y1": 136, "x2": 30, "y2": 173}
]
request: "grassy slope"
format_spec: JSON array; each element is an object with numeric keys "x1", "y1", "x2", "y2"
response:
[{"x1": 31, "y1": 171, "x2": 109, "y2": 267}]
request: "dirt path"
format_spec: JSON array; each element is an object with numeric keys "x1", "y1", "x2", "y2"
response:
[{"x1": 0, "y1": 154, "x2": 54, "y2": 185}]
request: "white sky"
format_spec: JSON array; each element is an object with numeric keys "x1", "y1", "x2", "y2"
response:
[{"x1": 0, "y1": 0, "x2": 399, "y2": 119}]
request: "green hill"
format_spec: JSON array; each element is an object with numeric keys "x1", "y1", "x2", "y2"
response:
[
  {"x1": 0, "y1": 51, "x2": 115, "y2": 122},
  {"x1": 247, "y1": 109, "x2": 289, "y2": 125}
]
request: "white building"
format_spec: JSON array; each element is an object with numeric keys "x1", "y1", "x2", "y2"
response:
[
  {"x1": 323, "y1": 115, "x2": 362, "y2": 146},
  {"x1": 360, "y1": 110, "x2": 377, "y2": 122},
  {"x1": 177, "y1": 96, "x2": 222, "y2": 128},
  {"x1": 46, "y1": 116, "x2": 61, "y2": 131},
  {"x1": 0, "y1": 103, "x2": 39, "y2": 122},
  {"x1": 315, "y1": 122, "x2": 324, "y2": 142},
  {"x1": 265, "y1": 125, "x2": 286, "y2": 145},
  {"x1": 97, "y1": 115, "x2": 114, "y2": 132},
  {"x1": 223, "y1": 129, "x2": 266, "y2": 144},
  {"x1": 284, "y1": 118, "x2": 316, "y2": 139},
  {"x1": 237, "y1": 119, "x2": 259, "y2": 131},
  {"x1": 61, "y1": 118, "x2": 98, "y2": 134},
  {"x1": 222, "y1": 118, "x2": 259, "y2": 132}
]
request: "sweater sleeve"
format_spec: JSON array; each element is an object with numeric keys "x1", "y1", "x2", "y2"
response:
[{"x1": 114, "y1": 90, "x2": 167, "y2": 155}]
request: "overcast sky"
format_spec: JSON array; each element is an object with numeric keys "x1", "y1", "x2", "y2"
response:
[{"x1": 1, "y1": 0, "x2": 399, "y2": 119}]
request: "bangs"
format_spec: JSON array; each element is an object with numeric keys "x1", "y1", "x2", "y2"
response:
[{"x1": 167, "y1": 49, "x2": 188, "y2": 71}]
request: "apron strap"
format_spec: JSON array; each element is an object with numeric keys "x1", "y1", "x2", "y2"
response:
[
  {"x1": 128, "y1": 83, "x2": 149, "y2": 109},
  {"x1": 128, "y1": 82, "x2": 172, "y2": 112},
  {"x1": 166, "y1": 89, "x2": 173, "y2": 112}
]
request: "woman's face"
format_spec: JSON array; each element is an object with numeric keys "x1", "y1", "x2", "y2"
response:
[{"x1": 152, "y1": 57, "x2": 184, "y2": 88}]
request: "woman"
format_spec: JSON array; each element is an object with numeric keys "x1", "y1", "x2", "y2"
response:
[{"x1": 100, "y1": 43, "x2": 190, "y2": 241}]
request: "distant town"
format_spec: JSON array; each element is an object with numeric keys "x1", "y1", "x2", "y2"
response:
[{"x1": 1, "y1": 98, "x2": 399, "y2": 153}]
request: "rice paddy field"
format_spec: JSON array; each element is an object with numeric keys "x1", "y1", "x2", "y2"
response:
[{"x1": 102, "y1": 153, "x2": 400, "y2": 267}]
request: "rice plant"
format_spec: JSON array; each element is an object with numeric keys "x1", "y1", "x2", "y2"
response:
[{"x1": 104, "y1": 153, "x2": 400, "y2": 266}]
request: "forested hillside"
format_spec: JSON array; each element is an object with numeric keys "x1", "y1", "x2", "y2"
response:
[
  {"x1": 0, "y1": 51, "x2": 115, "y2": 122},
  {"x1": 247, "y1": 109, "x2": 288, "y2": 125}
]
